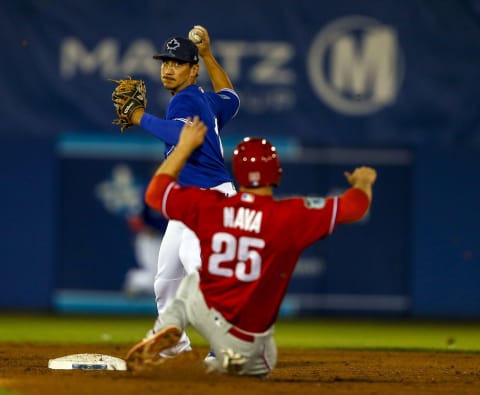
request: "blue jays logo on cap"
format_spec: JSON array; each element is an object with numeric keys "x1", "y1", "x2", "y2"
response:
[
  {"x1": 153, "y1": 36, "x2": 199, "y2": 64},
  {"x1": 166, "y1": 38, "x2": 180, "y2": 51}
]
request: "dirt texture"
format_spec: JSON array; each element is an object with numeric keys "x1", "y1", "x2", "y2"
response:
[{"x1": 1, "y1": 342, "x2": 480, "y2": 395}]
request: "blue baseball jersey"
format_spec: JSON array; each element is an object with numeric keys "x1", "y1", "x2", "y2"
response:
[{"x1": 140, "y1": 85, "x2": 240, "y2": 188}]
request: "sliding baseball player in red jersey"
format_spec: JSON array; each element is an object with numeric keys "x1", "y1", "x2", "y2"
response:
[{"x1": 126, "y1": 117, "x2": 377, "y2": 377}]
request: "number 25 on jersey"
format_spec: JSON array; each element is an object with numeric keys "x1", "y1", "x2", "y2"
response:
[{"x1": 208, "y1": 232, "x2": 265, "y2": 282}]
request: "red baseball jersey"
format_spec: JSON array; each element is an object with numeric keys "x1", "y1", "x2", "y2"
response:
[{"x1": 147, "y1": 175, "x2": 369, "y2": 333}]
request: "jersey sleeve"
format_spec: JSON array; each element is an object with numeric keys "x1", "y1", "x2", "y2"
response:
[
  {"x1": 289, "y1": 188, "x2": 370, "y2": 249},
  {"x1": 140, "y1": 93, "x2": 200, "y2": 145},
  {"x1": 204, "y1": 89, "x2": 240, "y2": 129},
  {"x1": 140, "y1": 113, "x2": 183, "y2": 145},
  {"x1": 144, "y1": 173, "x2": 208, "y2": 231},
  {"x1": 288, "y1": 196, "x2": 339, "y2": 250},
  {"x1": 336, "y1": 188, "x2": 370, "y2": 223},
  {"x1": 144, "y1": 174, "x2": 175, "y2": 214}
]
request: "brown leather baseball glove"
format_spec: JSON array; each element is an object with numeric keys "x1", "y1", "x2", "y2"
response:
[{"x1": 110, "y1": 76, "x2": 147, "y2": 132}]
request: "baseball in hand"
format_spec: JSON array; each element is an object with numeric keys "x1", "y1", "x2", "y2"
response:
[{"x1": 188, "y1": 27, "x2": 203, "y2": 44}]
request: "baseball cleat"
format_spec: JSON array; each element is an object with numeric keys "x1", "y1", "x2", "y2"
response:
[{"x1": 125, "y1": 325, "x2": 181, "y2": 370}]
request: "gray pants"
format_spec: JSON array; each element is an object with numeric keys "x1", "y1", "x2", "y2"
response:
[{"x1": 161, "y1": 272, "x2": 277, "y2": 376}]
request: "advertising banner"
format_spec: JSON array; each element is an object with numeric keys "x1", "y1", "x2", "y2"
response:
[{"x1": 2, "y1": 1, "x2": 480, "y2": 147}]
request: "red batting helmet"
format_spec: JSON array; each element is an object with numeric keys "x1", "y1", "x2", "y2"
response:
[{"x1": 232, "y1": 137, "x2": 282, "y2": 188}]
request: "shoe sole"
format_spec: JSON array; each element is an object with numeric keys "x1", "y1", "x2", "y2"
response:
[{"x1": 125, "y1": 326, "x2": 181, "y2": 370}]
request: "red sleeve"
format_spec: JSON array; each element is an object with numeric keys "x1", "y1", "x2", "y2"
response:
[
  {"x1": 336, "y1": 188, "x2": 370, "y2": 224},
  {"x1": 144, "y1": 174, "x2": 176, "y2": 214}
]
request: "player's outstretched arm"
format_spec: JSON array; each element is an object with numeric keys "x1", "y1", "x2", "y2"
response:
[
  {"x1": 344, "y1": 166, "x2": 377, "y2": 201},
  {"x1": 129, "y1": 109, "x2": 184, "y2": 146},
  {"x1": 335, "y1": 166, "x2": 377, "y2": 224},
  {"x1": 145, "y1": 117, "x2": 207, "y2": 211},
  {"x1": 190, "y1": 25, "x2": 234, "y2": 92}
]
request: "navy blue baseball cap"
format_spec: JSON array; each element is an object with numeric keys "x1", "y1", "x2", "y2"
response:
[{"x1": 153, "y1": 36, "x2": 199, "y2": 64}]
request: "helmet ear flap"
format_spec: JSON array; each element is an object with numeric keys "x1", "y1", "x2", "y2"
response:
[{"x1": 232, "y1": 138, "x2": 282, "y2": 188}]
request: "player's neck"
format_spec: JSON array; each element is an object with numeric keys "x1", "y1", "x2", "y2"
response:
[
  {"x1": 239, "y1": 186, "x2": 273, "y2": 196},
  {"x1": 169, "y1": 81, "x2": 195, "y2": 95}
]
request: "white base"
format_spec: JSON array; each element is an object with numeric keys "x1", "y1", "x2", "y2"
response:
[{"x1": 48, "y1": 353, "x2": 127, "y2": 371}]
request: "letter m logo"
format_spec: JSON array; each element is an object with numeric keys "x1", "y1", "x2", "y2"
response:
[
  {"x1": 331, "y1": 28, "x2": 397, "y2": 102},
  {"x1": 308, "y1": 16, "x2": 405, "y2": 115}
]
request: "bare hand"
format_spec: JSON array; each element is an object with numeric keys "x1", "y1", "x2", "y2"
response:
[
  {"x1": 190, "y1": 25, "x2": 211, "y2": 57},
  {"x1": 178, "y1": 116, "x2": 208, "y2": 151},
  {"x1": 130, "y1": 107, "x2": 145, "y2": 125}
]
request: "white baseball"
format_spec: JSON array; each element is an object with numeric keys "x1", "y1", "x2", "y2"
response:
[{"x1": 188, "y1": 28, "x2": 203, "y2": 44}]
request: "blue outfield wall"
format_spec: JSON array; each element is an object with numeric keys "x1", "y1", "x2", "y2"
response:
[
  {"x1": 412, "y1": 149, "x2": 480, "y2": 318},
  {"x1": 2, "y1": 134, "x2": 480, "y2": 318},
  {"x1": 0, "y1": 137, "x2": 56, "y2": 309},
  {"x1": 53, "y1": 135, "x2": 412, "y2": 316}
]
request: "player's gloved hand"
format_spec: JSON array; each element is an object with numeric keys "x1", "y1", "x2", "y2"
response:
[{"x1": 110, "y1": 76, "x2": 147, "y2": 132}]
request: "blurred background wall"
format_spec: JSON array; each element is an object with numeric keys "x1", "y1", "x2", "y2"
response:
[{"x1": 1, "y1": 0, "x2": 479, "y2": 317}]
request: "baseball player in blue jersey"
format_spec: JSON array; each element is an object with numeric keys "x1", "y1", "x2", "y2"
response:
[{"x1": 128, "y1": 26, "x2": 239, "y2": 357}]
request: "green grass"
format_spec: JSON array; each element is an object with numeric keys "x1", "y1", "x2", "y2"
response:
[
  {"x1": 275, "y1": 318, "x2": 480, "y2": 351},
  {"x1": 0, "y1": 389, "x2": 23, "y2": 395},
  {"x1": 0, "y1": 314, "x2": 158, "y2": 344},
  {"x1": 1, "y1": 313, "x2": 480, "y2": 352}
]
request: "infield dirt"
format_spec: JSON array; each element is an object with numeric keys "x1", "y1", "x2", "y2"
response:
[{"x1": 1, "y1": 342, "x2": 480, "y2": 394}]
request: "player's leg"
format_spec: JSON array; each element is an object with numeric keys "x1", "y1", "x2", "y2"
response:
[
  {"x1": 138, "y1": 232, "x2": 163, "y2": 279},
  {"x1": 126, "y1": 272, "x2": 200, "y2": 369},
  {"x1": 179, "y1": 181, "x2": 236, "y2": 361},
  {"x1": 181, "y1": 274, "x2": 277, "y2": 376},
  {"x1": 178, "y1": 226, "x2": 201, "y2": 275},
  {"x1": 125, "y1": 325, "x2": 182, "y2": 370},
  {"x1": 157, "y1": 272, "x2": 197, "y2": 329},
  {"x1": 200, "y1": 325, "x2": 277, "y2": 376},
  {"x1": 151, "y1": 220, "x2": 191, "y2": 355},
  {"x1": 154, "y1": 221, "x2": 185, "y2": 313}
]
